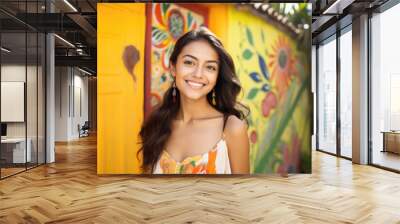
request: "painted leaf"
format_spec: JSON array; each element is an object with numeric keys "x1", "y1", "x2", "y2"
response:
[
  {"x1": 152, "y1": 28, "x2": 161, "y2": 41},
  {"x1": 261, "y1": 83, "x2": 270, "y2": 92},
  {"x1": 243, "y1": 49, "x2": 253, "y2": 60},
  {"x1": 161, "y1": 3, "x2": 170, "y2": 15},
  {"x1": 246, "y1": 27, "x2": 254, "y2": 46},
  {"x1": 187, "y1": 12, "x2": 193, "y2": 29},
  {"x1": 261, "y1": 30, "x2": 265, "y2": 43},
  {"x1": 152, "y1": 27, "x2": 168, "y2": 44},
  {"x1": 258, "y1": 54, "x2": 269, "y2": 80},
  {"x1": 152, "y1": 26, "x2": 161, "y2": 36},
  {"x1": 247, "y1": 118, "x2": 253, "y2": 126},
  {"x1": 249, "y1": 72, "x2": 262, "y2": 83},
  {"x1": 154, "y1": 30, "x2": 164, "y2": 40},
  {"x1": 254, "y1": 78, "x2": 309, "y2": 173},
  {"x1": 247, "y1": 88, "x2": 259, "y2": 100}
]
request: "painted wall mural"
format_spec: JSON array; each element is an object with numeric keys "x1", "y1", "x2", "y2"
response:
[
  {"x1": 227, "y1": 6, "x2": 311, "y2": 173},
  {"x1": 150, "y1": 3, "x2": 207, "y2": 108}
]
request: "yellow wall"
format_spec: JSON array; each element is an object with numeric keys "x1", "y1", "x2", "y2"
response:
[
  {"x1": 207, "y1": 4, "x2": 229, "y2": 48},
  {"x1": 97, "y1": 4, "x2": 145, "y2": 174}
]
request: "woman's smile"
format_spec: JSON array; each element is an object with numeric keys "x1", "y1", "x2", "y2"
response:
[{"x1": 185, "y1": 80, "x2": 206, "y2": 89}]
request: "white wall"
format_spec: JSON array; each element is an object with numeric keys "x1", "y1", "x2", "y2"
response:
[
  {"x1": 55, "y1": 67, "x2": 89, "y2": 141},
  {"x1": 1, "y1": 65, "x2": 37, "y2": 138},
  {"x1": 55, "y1": 66, "x2": 70, "y2": 141},
  {"x1": 312, "y1": 45, "x2": 316, "y2": 150}
]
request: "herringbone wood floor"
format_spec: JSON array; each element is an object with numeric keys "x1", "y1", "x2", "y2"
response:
[{"x1": 1, "y1": 134, "x2": 400, "y2": 224}]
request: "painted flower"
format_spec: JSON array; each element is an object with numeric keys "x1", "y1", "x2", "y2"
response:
[
  {"x1": 277, "y1": 134, "x2": 301, "y2": 174},
  {"x1": 268, "y1": 36, "x2": 297, "y2": 98},
  {"x1": 261, "y1": 92, "x2": 277, "y2": 117},
  {"x1": 250, "y1": 131, "x2": 257, "y2": 144},
  {"x1": 183, "y1": 162, "x2": 195, "y2": 173},
  {"x1": 152, "y1": 3, "x2": 200, "y2": 51}
]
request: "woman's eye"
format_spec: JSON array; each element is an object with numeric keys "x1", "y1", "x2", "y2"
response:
[
  {"x1": 207, "y1": 65, "x2": 217, "y2": 71},
  {"x1": 184, "y1": 60, "x2": 194, "y2": 65}
]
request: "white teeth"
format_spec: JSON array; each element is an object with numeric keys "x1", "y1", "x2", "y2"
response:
[{"x1": 186, "y1": 80, "x2": 205, "y2": 89}]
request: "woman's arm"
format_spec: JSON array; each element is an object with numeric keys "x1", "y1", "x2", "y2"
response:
[{"x1": 225, "y1": 115, "x2": 250, "y2": 174}]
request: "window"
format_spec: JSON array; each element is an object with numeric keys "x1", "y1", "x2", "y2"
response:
[
  {"x1": 371, "y1": 2, "x2": 400, "y2": 171},
  {"x1": 317, "y1": 36, "x2": 337, "y2": 154},
  {"x1": 0, "y1": 1, "x2": 46, "y2": 179},
  {"x1": 339, "y1": 28, "x2": 352, "y2": 158}
]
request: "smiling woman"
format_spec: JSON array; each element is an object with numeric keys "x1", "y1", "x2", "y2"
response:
[{"x1": 138, "y1": 27, "x2": 250, "y2": 174}]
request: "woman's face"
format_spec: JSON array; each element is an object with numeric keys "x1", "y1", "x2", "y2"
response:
[{"x1": 171, "y1": 40, "x2": 219, "y2": 101}]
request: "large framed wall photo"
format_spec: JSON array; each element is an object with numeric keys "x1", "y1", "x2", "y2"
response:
[{"x1": 97, "y1": 3, "x2": 312, "y2": 175}]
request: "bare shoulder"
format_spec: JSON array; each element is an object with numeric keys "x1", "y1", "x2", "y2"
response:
[
  {"x1": 224, "y1": 115, "x2": 250, "y2": 174},
  {"x1": 224, "y1": 115, "x2": 248, "y2": 137}
]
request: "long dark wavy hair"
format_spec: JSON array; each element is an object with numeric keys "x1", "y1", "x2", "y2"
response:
[{"x1": 138, "y1": 27, "x2": 249, "y2": 173}]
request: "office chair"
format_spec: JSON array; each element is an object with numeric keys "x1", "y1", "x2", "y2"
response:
[{"x1": 79, "y1": 121, "x2": 90, "y2": 138}]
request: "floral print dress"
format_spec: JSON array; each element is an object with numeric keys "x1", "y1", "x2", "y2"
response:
[{"x1": 153, "y1": 136, "x2": 231, "y2": 174}]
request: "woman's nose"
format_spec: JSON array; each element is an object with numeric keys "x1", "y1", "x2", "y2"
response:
[{"x1": 192, "y1": 66, "x2": 203, "y2": 78}]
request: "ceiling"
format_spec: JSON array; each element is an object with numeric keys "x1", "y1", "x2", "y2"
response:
[
  {"x1": 0, "y1": 0, "x2": 97, "y2": 74},
  {"x1": 1, "y1": 0, "x2": 398, "y2": 74},
  {"x1": 311, "y1": 0, "x2": 391, "y2": 43}
]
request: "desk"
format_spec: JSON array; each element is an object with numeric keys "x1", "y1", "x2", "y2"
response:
[
  {"x1": 1, "y1": 138, "x2": 31, "y2": 163},
  {"x1": 381, "y1": 131, "x2": 400, "y2": 154}
]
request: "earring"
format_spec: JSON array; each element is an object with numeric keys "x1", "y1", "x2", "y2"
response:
[
  {"x1": 172, "y1": 81, "x2": 177, "y2": 103},
  {"x1": 212, "y1": 89, "x2": 216, "y2": 105}
]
